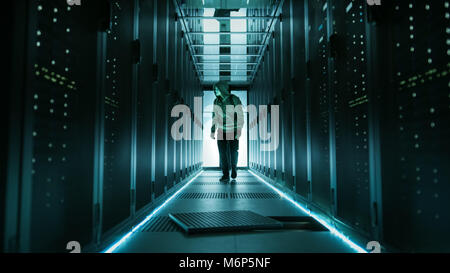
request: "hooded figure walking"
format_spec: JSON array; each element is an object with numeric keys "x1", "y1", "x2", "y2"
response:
[{"x1": 210, "y1": 81, "x2": 245, "y2": 182}]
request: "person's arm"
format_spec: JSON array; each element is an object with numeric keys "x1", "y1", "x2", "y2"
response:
[
  {"x1": 211, "y1": 99, "x2": 218, "y2": 139},
  {"x1": 235, "y1": 97, "x2": 245, "y2": 138},
  {"x1": 211, "y1": 110, "x2": 216, "y2": 133}
]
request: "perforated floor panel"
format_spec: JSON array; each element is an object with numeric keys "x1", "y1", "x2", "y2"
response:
[
  {"x1": 177, "y1": 192, "x2": 228, "y2": 199},
  {"x1": 141, "y1": 216, "x2": 181, "y2": 232},
  {"x1": 169, "y1": 210, "x2": 284, "y2": 234},
  {"x1": 176, "y1": 192, "x2": 281, "y2": 199},
  {"x1": 192, "y1": 181, "x2": 262, "y2": 185},
  {"x1": 230, "y1": 192, "x2": 281, "y2": 199}
]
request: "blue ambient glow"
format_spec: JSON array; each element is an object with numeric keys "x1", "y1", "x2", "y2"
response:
[
  {"x1": 248, "y1": 170, "x2": 368, "y2": 253},
  {"x1": 102, "y1": 171, "x2": 204, "y2": 253}
]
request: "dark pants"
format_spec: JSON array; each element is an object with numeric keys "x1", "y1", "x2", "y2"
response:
[{"x1": 217, "y1": 139, "x2": 239, "y2": 177}]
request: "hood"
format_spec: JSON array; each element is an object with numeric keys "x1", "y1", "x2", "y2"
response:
[{"x1": 213, "y1": 81, "x2": 230, "y2": 98}]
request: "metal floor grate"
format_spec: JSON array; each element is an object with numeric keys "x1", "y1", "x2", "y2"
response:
[
  {"x1": 169, "y1": 210, "x2": 283, "y2": 234},
  {"x1": 201, "y1": 174, "x2": 254, "y2": 177},
  {"x1": 177, "y1": 192, "x2": 228, "y2": 199},
  {"x1": 230, "y1": 192, "x2": 281, "y2": 199},
  {"x1": 192, "y1": 182, "x2": 261, "y2": 185},
  {"x1": 176, "y1": 192, "x2": 280, "y2": 199},
  {"x1": 141, "y1": 216, "x2": 181, "y2": 232}
]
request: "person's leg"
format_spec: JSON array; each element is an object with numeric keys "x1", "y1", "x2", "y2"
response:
[
  {"x1": 225, "y1": 140, "x2": 232, "y2": 177},
  {"x1": 230, "y1": 139, "x2": 239, "y2": 179},
  {"x1": 217, "y1": 140, "x2": 230, "y2": 179}
]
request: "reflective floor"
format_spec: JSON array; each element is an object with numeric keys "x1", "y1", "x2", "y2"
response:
[{"x1": 112, "y1": 170, "x2": 355, "y2": 253}]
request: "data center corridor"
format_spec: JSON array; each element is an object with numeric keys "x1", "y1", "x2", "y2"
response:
[{"x1": 4, "y1": 0, "x2": 450, "y2": 254}]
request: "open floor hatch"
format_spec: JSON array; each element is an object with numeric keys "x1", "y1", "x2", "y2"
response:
[{"x1": 168, "y1": 210, "x2": 327, "y2": 234}]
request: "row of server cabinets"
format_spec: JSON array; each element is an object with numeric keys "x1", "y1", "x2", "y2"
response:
[
  {"x1": 249, "y1": 0, "x2": 449, "y2": 252},
  {"x1": 4, "y1": 0, "x2": 203, "y2": 252}
]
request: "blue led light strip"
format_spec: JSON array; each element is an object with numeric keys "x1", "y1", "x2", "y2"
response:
[
  {"x1": 248, "y1": 170, "x2": 368, "y2": 253},
  {"x1": 101, "y1": 171, "x2": 204, "y2": 253}
]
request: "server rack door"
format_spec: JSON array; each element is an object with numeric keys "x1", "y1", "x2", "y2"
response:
[
  {"x1": 173, "y1": 16, "x2": 182, "y2": 184},
  {"x1": 189, "y1": 54, "x2": 193, "y2": 172},
  {"x1": 198, "y1": 81, "x2": 202, "y2": 169},
  {"x1": 255, "y1": 59, "x2": 261, "y2": 171},
  {"x1": 253, "y1": 76, "x2": 258, "y2": 169},
  {"x1": 194, "y1": 72, "x2": 199, "y2": 170},
  {"x1": 101, "y1": 0, "x2": 133, "y2": 233},
  {"x1": 192, "y1": 71, "x2": 197, "y2": 172},
  {"x1": 250, "y1": 77, "x2": 254, "y2": 167},
  {"x1": 261, "y1": 48, "x2": 269, "y2": 176},
  {"x1": 273, "y1": 20, "x2": 283, "y2": 182},
  {"x1": 191, "y1": 67, "x2": 194, "y2": 173},
  {"x1": 248, "y1": 90, "x2": 251, "y2": 168},
  {"x1": 261, "y1": 54, "x2": 268, "y2": 175},
  {"x1": 183, "y1": 44, "x2": 189, "y2": 177},
  {"x1": 187, "y1": 48, "x2": 192, "y2": 173},
  {"x1": 332, "y1": 0, "x2": 372, "y2": 235},
  {"x1": 253, "y1": 75, "x2": 256, "y2": 170},
  {"x1": 176, "y1": 24, "x2": 184, "y2": 182},
  {"x1": 258, "y1": 80, "x2": 261, "y2": 172},
  {"x1": 256, "y1": 50, "x2": 263, "y2": 171},
  {"x1": 291, "y1": 0, "x2": 309, "y2": 198},
  {"x1": 257, "y1": 83, "x2": 260, "y2": 171},
  {"x1": 154, "y1": 0, "x2": 168, "y2": 199},
  {"x1": 194, "y1": 80, "x2": 199, "y2": 171},
  {"x1": 254, "y1": 88, "x2": 258, "y2": 169},
  {"x1": 192, "y1": 71, "x2": 197, "y2": 171},
  {"x1": 166, "y1": 0, "x2": 177, "y2": 190},
  {"x1": 281, "y1": 0, "x2": 294, "y2": 190},
  {"x1": 258, "y1": 61, "x2": 263, "y2": 172},
  {"x1": 250, "y1": 89, "x2": 253, "y2": 168},
  {"x1": 252, "y1": 82, "x2": 257, "y2": 169},
  {"x1": 261, "y1": 62, "x2": 266, "y2": 174},
  {"x1": 16, "y1": 0, "x2": 102, "y2": 251},
  {"x1": 380, "y1": 0, "x2": 450, "y2": 252},
  {"x1": 5, "y1": 0, "x2": 29, "y2": 252},
  {"x1": 308, "y1": 0, "x2": 332, "y2": 213},
  {"x1": 179, "y1": 35, "x2": 186, "y2": 179},
  {"x1": 268, "y1": 36, "x2": 276, "y2": 179},
  {"x1": 187, "y1": 65, "x2": 192, "y2": 174},
  {"x1": 136, "y1": 0, "x2": 155, "y2": 211},
  {"x1": 255, "y1": 87, "x2": 259, "y2": 170},
  {"x1": 248, "y1": 88, "x2": 252, "y2": 167},
  {"x1": 179, "y1": 37, "x2": 184, "y2": 178}
]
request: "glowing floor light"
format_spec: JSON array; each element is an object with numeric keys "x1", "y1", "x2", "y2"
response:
[
  {"x1": 102, "y1": 171, "x2": 204, "y2": 253},
  {"x1": 248, "y1": 170, "x2": 368, "y2": 253}
]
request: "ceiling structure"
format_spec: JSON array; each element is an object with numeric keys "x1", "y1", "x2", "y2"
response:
[{"x1": 173, "y1": 0, "x2": 284, "y2": 86}]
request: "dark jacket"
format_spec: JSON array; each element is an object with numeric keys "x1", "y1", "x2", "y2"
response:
[{"x1": 211, "y1": 81, "x2": 244, "y2": 136}]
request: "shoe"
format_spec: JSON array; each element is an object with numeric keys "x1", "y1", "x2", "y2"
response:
[
  {"x1": 231, "y1": 169, "x2": 237, "y2": 179},
  {"x1": 220, "y1": 175, "x2": 230, "y2": 182}
]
